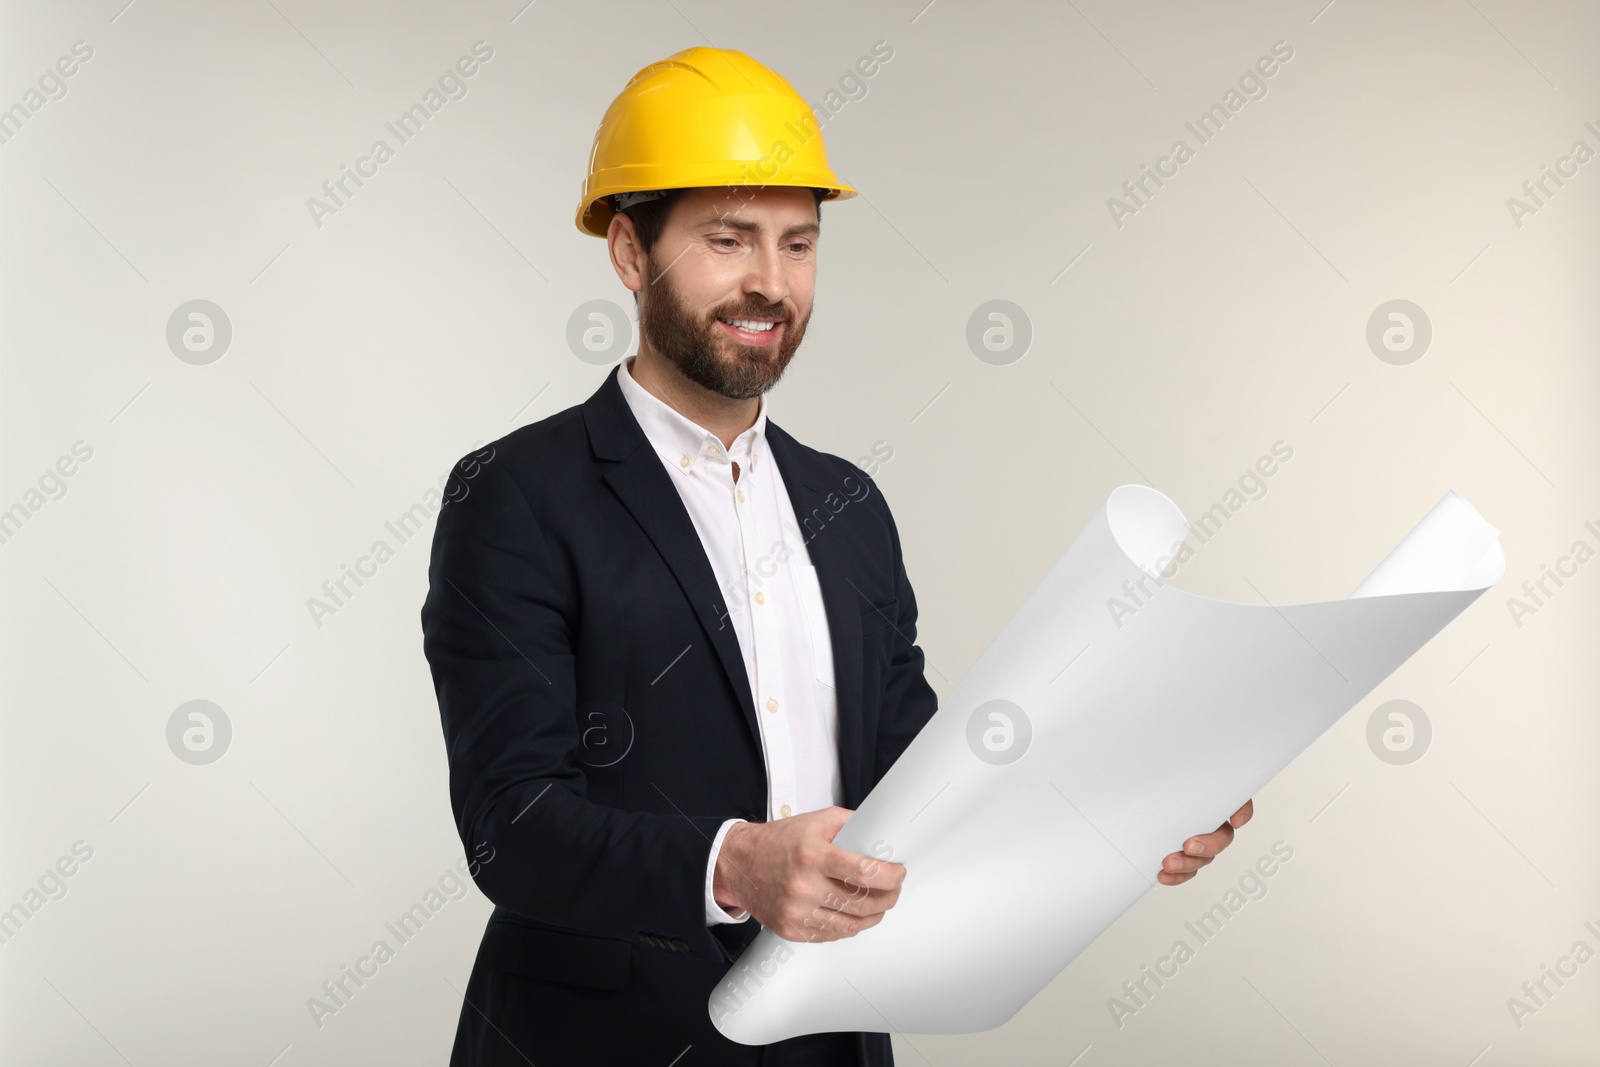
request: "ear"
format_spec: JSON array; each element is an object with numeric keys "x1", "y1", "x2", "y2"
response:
[{"x1": 608, "y1": 210, "x2": 647, "y2": 298}]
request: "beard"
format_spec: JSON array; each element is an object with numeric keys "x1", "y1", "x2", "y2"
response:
[{"x1": 637, "y1": 253, "x2": 811, "y2": 400}]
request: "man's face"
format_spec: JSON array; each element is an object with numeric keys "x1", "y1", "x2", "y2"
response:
[{"x1": 634, "y1": 186, "x2": 818, "y2": 400}]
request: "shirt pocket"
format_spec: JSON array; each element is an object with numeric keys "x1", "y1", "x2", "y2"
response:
[{"x1": 791, "y1": 562, "x2": 836, "y2": 691}]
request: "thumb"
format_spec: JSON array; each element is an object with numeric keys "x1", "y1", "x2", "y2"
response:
[{"x1": 815, "y1": 805, "x2": 855, "y2": 841}]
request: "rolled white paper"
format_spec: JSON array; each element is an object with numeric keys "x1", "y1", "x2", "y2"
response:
[{"x1": 709, "y1": 485, "x2": 1503, "y2": 1044}]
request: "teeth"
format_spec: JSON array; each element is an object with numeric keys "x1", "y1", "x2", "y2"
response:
[{"x1": 720, "y1": 317, "x2": 777, "y2": 333}]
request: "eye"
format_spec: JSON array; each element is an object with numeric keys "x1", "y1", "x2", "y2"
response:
[
  {"x1": 709, "y1": 237, "x2": 740, "y2": 249},
  {"x1": 786, "y1": 241, "x2": 813, "y2": 254}
]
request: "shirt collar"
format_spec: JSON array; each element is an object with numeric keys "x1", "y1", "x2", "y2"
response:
[{"x1": 617, "y1": 355, "x2": 766, "y2": 476}]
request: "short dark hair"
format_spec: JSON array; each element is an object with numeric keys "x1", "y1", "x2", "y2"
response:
[{"x1": 619, "y1": 186, "x2": 827, "y2": 258}]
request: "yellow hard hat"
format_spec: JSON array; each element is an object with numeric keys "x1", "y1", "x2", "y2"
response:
[{"x1": 575, "y1": 46, "x2": 857, "y2": 238}]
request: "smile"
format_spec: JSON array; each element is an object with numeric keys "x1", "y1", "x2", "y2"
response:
[{"x1": 716, "y1": 317, "x2": 784, "y2": 345}]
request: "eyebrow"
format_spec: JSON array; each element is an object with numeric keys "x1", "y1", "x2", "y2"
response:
[{"x1": 695, "y1": 216, "x2": 820, "y2": 239}]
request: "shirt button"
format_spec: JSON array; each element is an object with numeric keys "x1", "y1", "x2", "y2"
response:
[
  {"x1": 737, "y1": 490, "x2": 746, "y2": 503},
  {"x1": 706, "y1": 444, "x2": 721, "y2": 457},
  {"x1": 766, "y1": 697, "x2": 779, "y2": 713},
  {"x1": 754, "y1": 591, "x2": 765, "y2": 605},
  {"x1": 678, "y1": 455, "x2": 691, "y2": 469},
  {"x1": 779, "y1": 804, "x2": 792, "y2": 818}
]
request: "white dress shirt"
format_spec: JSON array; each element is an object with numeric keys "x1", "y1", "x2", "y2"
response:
[{"x1": 616, "y1": 355, "x2": 844, "y2": 925}]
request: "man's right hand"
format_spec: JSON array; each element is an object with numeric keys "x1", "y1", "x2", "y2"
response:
[{"x1": 712, "y1": 806, "x2": 906, "y2": 943}]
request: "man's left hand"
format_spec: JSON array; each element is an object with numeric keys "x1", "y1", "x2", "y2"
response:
[{"x1": 1157, "y1": 799, "x2": 1253, "y2": 886}]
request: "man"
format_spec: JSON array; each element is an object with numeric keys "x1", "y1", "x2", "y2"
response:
[{"x1": 421, "y1": 46, "x2": 1252, "y2": 1067}]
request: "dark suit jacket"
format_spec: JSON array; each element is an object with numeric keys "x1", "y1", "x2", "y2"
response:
[{"x1": 421, "y1": 364, "x2": 939, "y2": 1066}]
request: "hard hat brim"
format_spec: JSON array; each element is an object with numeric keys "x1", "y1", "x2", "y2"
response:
[{"x1": 578, "y1": 169, "x2": 857, "y2": 238}]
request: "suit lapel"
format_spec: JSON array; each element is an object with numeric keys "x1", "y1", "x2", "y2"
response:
[
  {"x1": 585, "y1": 368, "x2": 763, "y2": 749},
  {"x1": 582, "y1": 367, "x2": 867, "y2": 808}
]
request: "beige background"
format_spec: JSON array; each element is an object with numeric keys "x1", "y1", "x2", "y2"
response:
[{"x1": 3, "y1": 0, "x2": 1597, "y2": 1063}]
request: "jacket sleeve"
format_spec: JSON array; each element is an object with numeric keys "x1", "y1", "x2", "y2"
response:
[
  {"x1": 863, "y1": 472, "x2": 941, "y2": 789},
  {"x1": 420, "y1": 452, "x2": 727, "y2": 948}
]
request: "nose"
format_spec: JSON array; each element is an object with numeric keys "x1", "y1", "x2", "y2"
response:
[{"x1": 743, "y1": 241, "x2": 789, "y2": 312}]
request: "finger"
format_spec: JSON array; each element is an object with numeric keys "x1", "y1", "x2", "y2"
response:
[
  {"x1": 798, "y1": 901, "x2": 885, "y2": 942},
  {"x1": 832, "y1": 869, "x2": 900, "y2": 905},
  {"x1": 1230, "y1": 798, "x2": 1255, "y2": 828},
  {"x1": 1162, "y1": 851, "x2": 1214, "y2": 876},
  {"x1": 830, "y1": 909, "x2": 887, "y2": 940},
  {"x1": 1157, "y1": 868, "x2": 1197, "y2": 886},
  {"x1": 819, "y1": 881, "x2": 899, "y2": 918},
  {"x1": 822, "y1": 869, "x2": 898, "y2": 908},
  {"x1": 1184, "y1": 820, "x2": 1234, "y2": 858},
  {"x1": 821, "y1": 846, "x2": 904, "y2": 890},
  {"x1": 815, "y1": 805, "x2": 856, "y2": 839}
]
